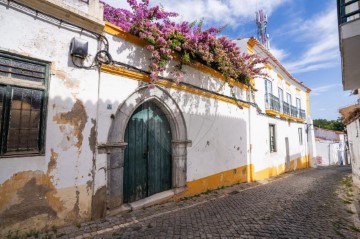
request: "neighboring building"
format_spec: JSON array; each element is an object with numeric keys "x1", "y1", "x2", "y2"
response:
[
  {"x1": 337, "y1": 0, "x2": 360, "y2": 90},
  {"x1": 314, "y1": 127, "x2": 347, "y2": 166},
  {"x1": 337, "y1": 0, "x2": 360, "y2": 187},
  {"x1": 0, "y1": 0, "x2": 315, "y2": 235},
  {"x1": 339, "y1": 96, "x2": 360, "y2": 185}
]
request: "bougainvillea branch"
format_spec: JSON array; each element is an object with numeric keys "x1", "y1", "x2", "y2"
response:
[{"x1": 103, "y1": 0, "x2": 267, "y2": 87}]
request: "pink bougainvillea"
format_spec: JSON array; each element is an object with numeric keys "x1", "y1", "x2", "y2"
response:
[{"x1": 103, "y1": 0, "x2": 267, "y2": 87}]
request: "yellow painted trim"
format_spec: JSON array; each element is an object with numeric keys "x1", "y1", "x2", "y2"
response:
[
  {"x1": 277, "y1": 73, "x2": 283, "y2": 80},
  {"x1": 253, "y1": 155, "x2": 309, "y2": 181},
  {"x1": 191, "y1": 62, "x2": 249, "y2": 90},
  {"x1": 279, "y1": 113, "x2": 305, "y2": 123},
  {"x1": 178, "y1": 155, "x2": 309, "y2": 198},
  {"x1": 250, "y1": 78, "x2": 255, "y2": 88},
  {"x1": 104, "y1": 22, "x2": 249, "y2": 91},
  {"x1": 104, "y1": 22, "x2": 148, "y2": 47},
  {"x1": 265, "y1": 63, "x2": 272, "y2": 70},
  {"x1": 306, "y1": 91, "x2": 311, "y2": 116},
  {"x1": 285, "y1": 81, "x2": 291, "y2": 86},
  {"x1": 247, "y1": 38, "x2": 256, "y2": 54},
  {"x1": 296, "y1": 88, "x2": 301, "y2": 91},
  {"x1": 265, "y1": 109, "x2": 280, "y2": 116},
  {"x1": 101, "y1": 65, "x2": 250, "y2": 108},
  {"x1": 180, "y1": 165, "x2": 250, "y2": 198}
]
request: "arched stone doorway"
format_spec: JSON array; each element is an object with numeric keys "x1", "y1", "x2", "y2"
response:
[
  {"x1": 123, "y1": 101, "x2": 172, "y2": 203},
  {"x1": 106, "y1": 86, "x2": 189, "y2": 210}
]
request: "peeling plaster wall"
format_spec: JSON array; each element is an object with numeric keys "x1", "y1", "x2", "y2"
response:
[
  {"x1": 0, "y1": 1, "x2": 313, "y2": 235},
  {"x1": 0, "y1": 3, "x2": 99, "y2": 234}
]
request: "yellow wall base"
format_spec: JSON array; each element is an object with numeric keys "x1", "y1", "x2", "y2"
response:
[{"x1": 179, "y1": 155, "x2": 309, "y2": 198}]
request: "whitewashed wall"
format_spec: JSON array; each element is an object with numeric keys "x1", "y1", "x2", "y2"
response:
[
  {"x1": 316, "y1": 140, "x2": 345, "y2": 166},
  {"x1": 0, "y1": 2, "x2": 100, "y2": 232},
  {"x1": 0, "y1": 1, "x2": 314, "y2": 234},
  {"x1": 250, "y1": 109, "x2": 307, "y2": 173},
  {"x1": 347, "y1": 120, "x2": 360, "y2": 187}
]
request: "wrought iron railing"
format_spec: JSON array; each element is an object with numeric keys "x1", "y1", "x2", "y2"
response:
[
  {"x1": 265, "y1": 96, "x2": 306, "y2": 120},
  {"x1": 283, "y1": 101, "x2": 290, "y2": 116},
  {"x1": 265, "y1": 93, "x2": 280, "y2": 112},
  {"x1": 299, "y1": 109, "x2": 306, "y2": 119},
  {"x1": 338, "y1": 0, "x2": 360, "y2": 24},
  {"x1": 290, "y1": 105, "x2": 298, "y2": 117}
]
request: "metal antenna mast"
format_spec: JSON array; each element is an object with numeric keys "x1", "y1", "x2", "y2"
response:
[{"x1": 256, "y1": 9, "x2": 270, "y2": 50}]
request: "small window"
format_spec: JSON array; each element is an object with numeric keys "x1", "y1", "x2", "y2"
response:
[
  {"x1": 269, "y1": 124, "x2": 276, "y2": 152},
  {"x1": 298, "y1": 128, "x2": 303, "y2": 145},
  {"x1": 0, "y1": 52, "x2": 48, "y2": 155}
]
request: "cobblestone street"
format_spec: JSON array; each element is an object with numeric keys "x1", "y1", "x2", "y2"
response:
[{"x1": 55, "y1": 166, "x2": 359, "y2": 239}]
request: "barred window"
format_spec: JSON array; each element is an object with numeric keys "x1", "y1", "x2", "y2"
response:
[
  {"x1": 269, "y1": 124, "x2": 276, "y2": 153},
  {"x1": 0, "y1": 52, "x2": 48, "y2": 156},
  {"x1": 298, "y1": 128, "x2": 303, "y2": 145}
]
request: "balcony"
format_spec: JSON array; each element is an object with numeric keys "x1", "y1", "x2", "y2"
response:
[
  {"x1": 264, "y1": 94, "x2": 305, "y2": 122},
  {"x1": 299, "y1": 109, "x2": 306, "y2": 119},
  {"x1": 283, "y1": 102, "x2": 290, "y2": 116},
  {"x1": 337, "y1": 0, "x2": 360, "y2": 90},
  {"x1": 265, "y1": 93, "x2": 280, "y2": 112},
  {"x1": 290, "y1": 105, "x2": 298, "y2": 117}
]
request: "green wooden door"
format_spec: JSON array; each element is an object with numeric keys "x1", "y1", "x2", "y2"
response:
[{"x1": 124, "y1": 102, "x2": 172, "y2": 203}]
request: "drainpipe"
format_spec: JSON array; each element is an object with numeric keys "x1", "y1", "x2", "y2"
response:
[{"x1": 248, "y1": 99, "x2": 253, "y2": 182}]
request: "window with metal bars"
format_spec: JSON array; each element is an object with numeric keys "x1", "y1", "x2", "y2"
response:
[
  {"x1": 269, "y1": 124, "x2": 277, "y2": 153},
  {"x1": 0, "y1": 52, "x2": 48, "y2": 156},
  {"x1": 298, "y1": 128, "x2": 303, "y2": 145}
]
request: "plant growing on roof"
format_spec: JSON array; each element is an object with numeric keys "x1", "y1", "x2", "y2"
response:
[{"x1": 103, "y1": 0, "x2": 267, "y2": 88}]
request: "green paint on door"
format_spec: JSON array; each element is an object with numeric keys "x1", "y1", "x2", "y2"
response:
[{"x1": 124, "y1": 102, "x2": 172, "y2": 203}]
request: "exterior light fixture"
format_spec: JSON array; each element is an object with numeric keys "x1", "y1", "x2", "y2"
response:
[{"x1": 70, "y1": 37, "x2": 88, "y2": 58}]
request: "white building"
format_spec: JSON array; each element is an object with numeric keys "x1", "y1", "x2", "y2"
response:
[
  {"x1": 314, "y1": 127, "x2": 347, "y2": 166},
  {"x1": 0, "y1": 0, "x2": 315, "y2": 235},
  {"x1": 337, "y1": 0, "x2": 360, "y2": 187}
]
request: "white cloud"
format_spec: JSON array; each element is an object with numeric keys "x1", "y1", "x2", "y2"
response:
[
  {"x1": 103, "y1": 0, "x2": 288, "y2": 27},
  {"x1": 269, "y1": 46, "x2": 288, "y2": 61},
  {"x1": 282, "y1": 6, "x2": 340, "y2": 74},
  {"x1": 311, "y1": 83, "x2": 341, "y2": 96}
]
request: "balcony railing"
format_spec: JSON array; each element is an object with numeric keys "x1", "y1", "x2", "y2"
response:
[
  {"x1": 299, "y1": 109, "x2": 306, "y2": 119},
  {"x1": 283, "y1": 102, "x2": 290, "y2": 116},
  {"x1": 338, "y1": 0, "x2": 360, "y2": 24},
  {"x1": 265, "y1": 93, "x2": 280, "y2": 112},
  {"x1": 265, "y1": 94, "x2": 306, "y2": 120},
  {"x1": 290, "y1": 105, "x2": 298, "y2": 117}
]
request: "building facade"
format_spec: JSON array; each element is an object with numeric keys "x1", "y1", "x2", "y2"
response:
[
  {"x1": 0, "y1": 0, "x2": 315, "y2": 235},
  {"x1": 337, "y1": 0, "x2": 360, "y2": 187},
  {"x1": 314, "y1": 127, "x2": 347, "y2": 166}
]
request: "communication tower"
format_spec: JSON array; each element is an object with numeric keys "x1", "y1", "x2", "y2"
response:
[{"x1": 256, "y1": 10, "x2": 270, "y2": 50}]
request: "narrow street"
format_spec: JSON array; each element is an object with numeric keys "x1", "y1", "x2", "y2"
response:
[{"x1": 57, "y1": 167, "x2": 359, "y2": 239}]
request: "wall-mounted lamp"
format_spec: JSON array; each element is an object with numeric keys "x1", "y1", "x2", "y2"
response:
[{"x1": 70, "y1": 37, "x2": 88, "y2": 58}]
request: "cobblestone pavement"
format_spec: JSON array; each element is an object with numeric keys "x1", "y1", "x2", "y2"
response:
[{"x1": 54, "y1": 166, "x2": 359, "y2": 239}]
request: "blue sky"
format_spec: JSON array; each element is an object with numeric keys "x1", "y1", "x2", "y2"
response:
[{"x1": 104, "y1": 0, "x2": 357, "y2": 120}]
